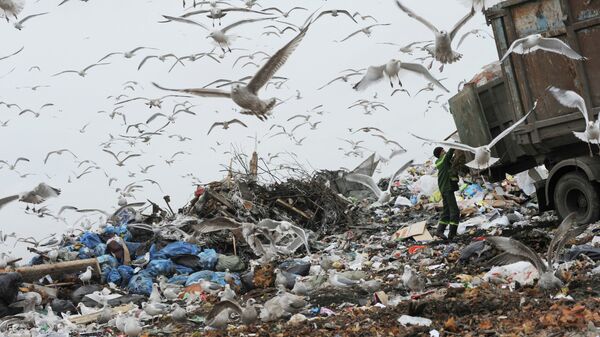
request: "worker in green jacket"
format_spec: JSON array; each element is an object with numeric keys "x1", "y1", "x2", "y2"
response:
[{"x1": 433, "y1": 147, "x2": 460, "y2": 240}]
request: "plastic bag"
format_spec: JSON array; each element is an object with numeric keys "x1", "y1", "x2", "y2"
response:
[
  {"x1": 198, "y1": 249, "x2": 218, "y2": 270},
  {"x1": 128, "y1": 273, "x2": 153, "y2": 296},
  {"x1": 92, "y1": 243, "x2": 107, "y2": 257},
  {"x1": 414, "y1": 175, "x2": 438, "y2": 197},
  {"x1": 79, "y1": 232, "x2": 102, "y2": 249},
  {"x1": 484, "y1": 261, "x2": 539, "y2": 286},
  {"x1": 153, "y1": 242, "x2": 201, "y2": 260},
  {"x1": 215, "y1": 255, "x2": 245, "y2": 272},
  {"x1": 145, "y1": 259, "x2": 176, "y2": 277},
  {"x1": 174, "y1": 264, "x2": 195, "y2": 275},
  {"x1": 104, "y1": 267, "x2": 122, "y2": 285},
  {"x1": 117, "y1": 265, "x2": 134, "y2": 287},
  {"x1": 97, "y1": 254, "x2": 119, "y2": 270},
  {"x1": 398, "y1": 315, "x2": 432, "y2": 327}
]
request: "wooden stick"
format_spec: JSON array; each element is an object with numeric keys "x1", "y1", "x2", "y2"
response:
[{"x1": 1, "y1": 258, "x2": 100, "y2": 283}]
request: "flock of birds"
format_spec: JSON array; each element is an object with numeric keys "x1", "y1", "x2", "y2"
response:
[
  {"x1": 0, "y1": 0, "x2": 597, "y2": 332},
  {"x1": 0, "y1": 0, "x2": 593, "y2": 247}
]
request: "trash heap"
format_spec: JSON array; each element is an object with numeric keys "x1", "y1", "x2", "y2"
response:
[{"x1": 1, "y1": 157, "x2": 600, "y2": 336}]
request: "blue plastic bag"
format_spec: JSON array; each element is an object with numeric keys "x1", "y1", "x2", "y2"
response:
[
  {"x1": 93, "y1": 243, "x2": 107, "y2": 257},
  {"x1": 117, "y1": 265, "x2": 134, "y2": 287},
  {"x1": 145, "y1": 259, "x2": 175, "y2": 277},
  {"x1": 79, "y1": 232, "x2": 102, "y2": 249},
  {"x1": 104, "y1": 267, "x2": 122, "y2": 285},
  {"x1": 153, "y1": 242, "x2": 201, "y2": 260},
  {"x1": 167, "y1": 275, "x2": 189, "y2": 285},
  {"x1": 128, "y1": 273, "x2": 153, "y2": 295},
  {"x1": 464, "y1": 183, "x2": 484, "y2": 197},
  {"x1": 125, "y1": 241, "x2": 143, "y2": 259},
  {"x1": 97, "y1": 254, "x2": 119, "y2": 270},
  {"x1": 174, "y1": 264, "x2": 194, "y2": 275},
  {"x1": 198, "y1": 249, "x2": 218, "y2": 270}
]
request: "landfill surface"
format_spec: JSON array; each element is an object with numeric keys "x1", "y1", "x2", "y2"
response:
[{"x1": 1, "y1": 157, "x2": 599, "y2": 337}]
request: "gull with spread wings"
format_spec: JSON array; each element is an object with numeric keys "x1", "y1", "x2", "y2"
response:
[
  {"x1": 345, "y1": 159, "x2": 414, "y2": 206},
  {"x1": 102, "y1": 149, "x2": 141, "y2": 167},
  {"x1": 160, "y1": 15, "x2": 274, "y2": 52},
  {"x1": 153, "y1": 18, "x2": 314, "y2": 120},
  {"x1": 413, "y1": 101, "x2": 537, "y2": 170},
  {"x1": 500, "y1": 33, "x2": 586, "y2": 62},
  {"x1": 207, "y1": 119, "x2": 248, "y2": 135},
  {"x1": 353, "y1": 58, "x2": 448, "y2": 92},
  {"x1": 548, "y1": 86, "x2": 599, "y2": 156},
  {"x1": 486, "y1": 212, "x2": 587, "y2": 291},
  {"x1": 394, "y1": 0, "x2": 475, "y2": 69}
]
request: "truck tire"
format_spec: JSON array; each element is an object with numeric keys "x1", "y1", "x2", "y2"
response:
[{"x1": 553, "y1": 172, "x2": 600, "y2": 223}]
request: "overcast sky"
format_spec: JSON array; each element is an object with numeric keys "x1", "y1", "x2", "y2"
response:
[{"x1": 0, "y1": 0, "x2": 499, "y2": 258}]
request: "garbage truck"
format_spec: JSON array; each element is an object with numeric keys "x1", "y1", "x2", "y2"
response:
[{"x1": 449, "y1": 0, "x2": 600, "y2": 222}]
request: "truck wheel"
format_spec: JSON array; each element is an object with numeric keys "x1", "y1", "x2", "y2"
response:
[{"x1": 554, "y1": 172, "x2": 600, "y2": 223}]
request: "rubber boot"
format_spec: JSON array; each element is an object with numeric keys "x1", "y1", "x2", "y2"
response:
[
  {"x1": 447, "y1": 225, "x2": 458, "y2": 241},
  {"x1": 435, "y1": 223, "x2": 447, "y2": 239}
]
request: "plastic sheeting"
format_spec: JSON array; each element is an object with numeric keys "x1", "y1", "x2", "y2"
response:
[{"x1": 152, "y1": 242, "x2": 201, "y2": 260}]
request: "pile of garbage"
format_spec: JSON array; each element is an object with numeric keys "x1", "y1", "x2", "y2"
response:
[{"x1": 1, "y1": 156, "x2": 599, "y2": 336}]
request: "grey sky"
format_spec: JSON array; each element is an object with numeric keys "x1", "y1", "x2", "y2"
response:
[{"x1": 0, "y1": 0, "x2": 499, "y2": 258}]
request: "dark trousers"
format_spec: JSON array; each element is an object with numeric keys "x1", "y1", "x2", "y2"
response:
[{"x1": 440, "y1": 190, "x2": 460, "y2": 225}]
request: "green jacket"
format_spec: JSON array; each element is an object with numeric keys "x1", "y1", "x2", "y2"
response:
[{"x1": 435, "y1": 149, "x2": 459, "y2": 192}]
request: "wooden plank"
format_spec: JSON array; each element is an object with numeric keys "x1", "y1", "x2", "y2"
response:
[{"x1": 1, "y1": 258, "x2": 100, "y2": 283}]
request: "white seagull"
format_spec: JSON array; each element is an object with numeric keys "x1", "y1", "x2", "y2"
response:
[
  {"x1": 548, "y1": 86, "x2": 599, "y2": 156},
  {"x1": 161, "y1": 15, "x2": 274, "y2": 52},
  {"x1": 412, "y1": 101, "x2": 538, "y2": 170},
  {"x1": 353, "y1": 59, "x2": 449, "y2": 92},
  {"x1": 500, "y1": 33, "x2": 586, "y2": 62},
  {"x1": 394, "y1": 0, "x2": 475, "y2": 68},
  {"x1": 153, "y1": 19, "x2": 313, "y2": 120},
  {"x1": 0, "y1": 0, "x2": 25, "y2": 21},
  {"x1": 345, "y1": 159, "x2": 414, "y2": 206}
]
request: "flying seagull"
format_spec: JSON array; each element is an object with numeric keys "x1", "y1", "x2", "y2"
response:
[
  {"x1": 547, "y1": 86, "x2": 599, "y2": 156},
  {"x1": 0, "y1": 183, "x2": 61, "y2": 211},
  {"x1": 181, "y1": 6, "x2": 270, "y2": 26},
  {"x1": 353, "y1": 59, "x2": 449, "y2": 92},
  {"x1": 345, "y1": 159, "x2": 414, "y2": 206},
  {"x1": 160, "y1": 15, "x2": 274, "y2": 52},
  {"x1": 153, "y1": 17, "x2": 314, "y2": 120},
  {"x1": 98, "y1": 47, "x2": 157, "y2": 63},
  {"x1": 102, "y1": 149, "x2": 141, "y2": 167},
  {"x1": 337, "y1": 23, "x2": 391, "y2": 42},
  {"x1": 0, "y1": 0, "x2": 24, "y2": 22},
  {"x1": 394, "y1": 0, "x2": 475, "y2": 67},
  {"x1": 486, "y1": 213, "x2": 586, "y2": 291},
  {"x1": 207, "y1": 119, "x2": 248, "y2": 134},
  {"x1": 0, "y1": 157, "x2": 29, "y2": 170},
  {"x1": 0, "y1": 46, "x2": 23, "y2": 61},
  {"x1": 412, "y1": 101, "x2": 538, "y2": 170},
  {"x1": 52, "y1": 62, "x2": 110, "y2": 78},
  {"x1": 44, "y1": 149, "x2": 78, "y2": 164},
  {"x1": 13, "y1": 12, "x2": 48, "y2": 30},
  {"x1": 500, "y1": 33, "x2": 586, "y2": 62}
]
